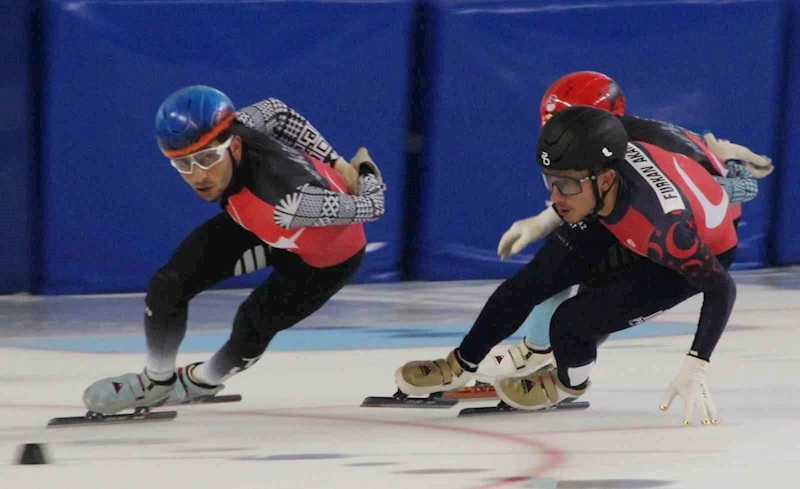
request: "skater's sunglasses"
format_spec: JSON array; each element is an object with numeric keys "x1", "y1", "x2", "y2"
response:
[
  {"x1": 170, "y1": 136, "x2": 234, "y2": 174},
  {"x1": 541, "y1": 172, "x2": 594, "y2": 196}
]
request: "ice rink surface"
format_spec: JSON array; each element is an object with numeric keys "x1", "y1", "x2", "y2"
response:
[{"x1": 1, "y1": 267, "x2": 798, "y2": 489}]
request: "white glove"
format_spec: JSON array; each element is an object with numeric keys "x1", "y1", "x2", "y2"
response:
[
  {"x1": 660, "y1": 355, "x2": 720, "y2": 426},
  {"x1": 349, "y1": 147, "x2": 383, "y2": 186},
  {"x1": 703, "y1": 133, "x2": 774, "y2": 179},
  {"x1": 497, "y1": 206, "x2": 562, "y2": 260}
]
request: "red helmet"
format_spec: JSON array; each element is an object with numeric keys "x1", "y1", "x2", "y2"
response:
[{"x1": 539, "y1": 71, "x2": 625, "y2": 127}]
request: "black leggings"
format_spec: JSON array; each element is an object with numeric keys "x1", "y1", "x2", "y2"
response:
[
  {"x1": 458, "y1": 220, "x2": 735, "y2": 371},
  {"x1": 551, "y1": 247, "x2": 734, "y2": 371},
  {"x1": 144, "y1": 212, "x2": 364, "y2": 380}
]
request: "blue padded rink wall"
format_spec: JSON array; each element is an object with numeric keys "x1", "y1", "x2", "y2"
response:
[
  {"x1": 3, "y1": 0, "x2": 800, "y2": 294},
  {"x1": 412, "y1": 0, "x2": 786, "y2": 281},
  {"x1": 0, "y1": 0, "x2": 35, "y2": 294},
  {"x1": 774, "y1": 0, "x2": 800, "y2": 263},
  {"x1": 38, "y1": 0, "x2": 414, "y2": 294}
]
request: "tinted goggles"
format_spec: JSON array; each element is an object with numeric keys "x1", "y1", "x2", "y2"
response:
[{"x1": 541, "y1": 172, "x2": 594, "y2": 196}]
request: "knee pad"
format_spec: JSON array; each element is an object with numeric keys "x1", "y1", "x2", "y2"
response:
[{"x1": 145, "y1": 270, "x2": 190, "y2": 316}]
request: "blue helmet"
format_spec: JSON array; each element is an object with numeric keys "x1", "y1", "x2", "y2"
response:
[{"x1": 155, "y1": 85, "x2": 236, "y2": 158}]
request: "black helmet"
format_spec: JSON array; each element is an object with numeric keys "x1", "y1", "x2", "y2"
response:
[{"x1": 536, "y1": 105, "x2": 627, "y2": 172}]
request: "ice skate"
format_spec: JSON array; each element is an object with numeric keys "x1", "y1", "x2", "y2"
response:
[
  {"x1": 82, "y1": 369, "x2": 177, "y2": 415},
  {"x1": 45, "y1": 369, "x2": 180, "y2": 427},
  {"x1": 49, "y1": 364, "x2": 241, "y2": 428},
  {"x1": 395, "y1": 349, "x2": 475, "y2": 397},
  {"x1": 494, "y1": 366, "x2": 588, "y2": 411},
  {"x1": 474, "y1": 337, "x2": 555, "y2": 383},
  {"x1": 161, "y1": 362, "x2": 226, "y2": 406},
  {"x1": 362, "y1": 349, "x2": 475, "y2": 409}
]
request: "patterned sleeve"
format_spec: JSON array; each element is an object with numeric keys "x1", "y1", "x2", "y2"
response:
[
  {"x1": 646, "y1": 217, "x2": 736, "y2": 361},
  {"x1": 236, "y1": 98, "x2": 341, "y2": 165},
  {"x1": 713, "y1": 161, "x2": 758, "y2": 204},
  {"x1": 273, "y1": 174, "x2": 385, "y2": 229}
]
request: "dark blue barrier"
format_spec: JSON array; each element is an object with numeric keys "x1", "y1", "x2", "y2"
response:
[
  {"x1": 0, "y1": 0, "x2": 34, "y2": 293},
  {"x1": 773, "y1": 0, "x2": 799, "y2": 265},
  {"x1": 41, "y1": 0, "x2": 413, "y2": 294},
  {"x1": 412, "y1": 0, "x2": 785, "y2": 281}
]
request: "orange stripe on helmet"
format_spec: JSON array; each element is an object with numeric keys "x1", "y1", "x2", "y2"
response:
[{"x1": 161, "y1": 112, "x2": 236, "y2": 158}]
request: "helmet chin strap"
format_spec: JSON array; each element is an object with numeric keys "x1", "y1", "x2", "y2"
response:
[{"x1": 584, "y1": 170, "x2": 617, "y2": 220}]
